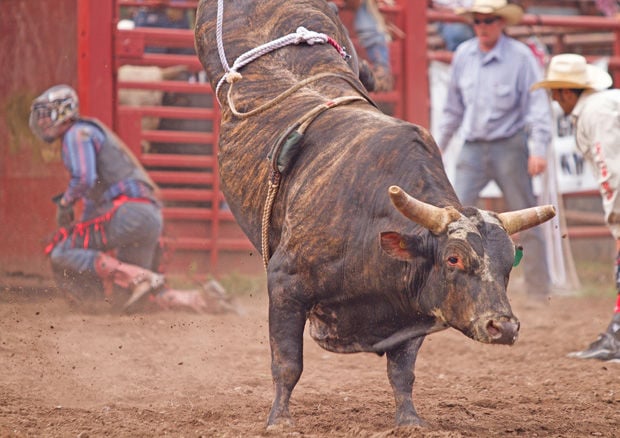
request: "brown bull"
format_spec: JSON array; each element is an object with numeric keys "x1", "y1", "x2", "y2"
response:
[{"x1": 194, "y1": 0, "x2": 555, "y2": 428}]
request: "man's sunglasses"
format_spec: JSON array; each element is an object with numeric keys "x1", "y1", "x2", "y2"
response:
[{"x1": 473, "y1": 16, "x2": 499, "y2": 25}]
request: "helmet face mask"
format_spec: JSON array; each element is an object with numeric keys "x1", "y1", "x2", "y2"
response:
[{"x1": 29, "y1": 85, "x2": 79, "y2": 143}]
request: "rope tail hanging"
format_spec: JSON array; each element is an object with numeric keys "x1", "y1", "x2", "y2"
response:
[{"x1": 261, "y1": 172, "x2": 281, "y2": 270}]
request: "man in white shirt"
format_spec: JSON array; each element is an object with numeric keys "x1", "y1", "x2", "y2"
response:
[{"x1": 532, "y1": 53, "x2": 620, "y2": 362}]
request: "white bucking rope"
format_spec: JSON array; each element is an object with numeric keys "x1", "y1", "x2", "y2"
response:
[{"x1": 214, "y1": 0, "x2": 348, "y2": 105}]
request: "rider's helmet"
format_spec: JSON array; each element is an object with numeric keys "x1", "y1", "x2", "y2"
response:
[{"x1": 29, "y1": 84, "x2": 79, "y2": 143}]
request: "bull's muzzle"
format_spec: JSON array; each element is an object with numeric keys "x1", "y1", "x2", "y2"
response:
[{"x1": 484, "y1": 317, "x2": 520, "y2": 345}]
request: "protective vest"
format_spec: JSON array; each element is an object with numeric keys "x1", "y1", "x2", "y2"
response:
[{"x1": 78, "y1": 117, "x2": 157, "y2": 208}]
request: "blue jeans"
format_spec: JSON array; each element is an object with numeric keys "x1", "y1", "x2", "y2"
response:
[
  {"x1": 50, "y1": 201, "x2": 163, "y2": 275},
  {"x1": 437, "y1": 22, "x2": 474, "y2": 52},
  {"x1": 454, "y1": 132, "x2": 550, "y2": 296},
  {"x1": 354, "y1": 2, "x2": 390, "y2": 67}
]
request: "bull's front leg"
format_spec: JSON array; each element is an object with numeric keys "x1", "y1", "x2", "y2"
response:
[
  {"x1": 266, "y1": 276, "x2": 308, "y2": 428},
  {"x1": 386, "y1": 336, "x2": 426, "y2": 426}
]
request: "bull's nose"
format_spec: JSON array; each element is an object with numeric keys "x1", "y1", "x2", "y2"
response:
[{"x1": 486, "y1": 319, "x2": 520, "y2": 345}]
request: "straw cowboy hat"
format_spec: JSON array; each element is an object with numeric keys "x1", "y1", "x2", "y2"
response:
[
  {"x1": 456, "y1": 0, "x2": 524, "y2": 26},
  {"x1": 531, "y1": 54, "x2": 613, "y2": 91}
]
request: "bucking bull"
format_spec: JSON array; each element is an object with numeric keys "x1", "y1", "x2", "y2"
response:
[{"x1": 194, "y1": 0, "x2": 555, "y2": 429}]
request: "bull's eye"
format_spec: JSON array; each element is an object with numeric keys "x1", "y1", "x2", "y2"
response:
[{"x1": 446, "y1": 255, "x2": 464, "y2": 270}]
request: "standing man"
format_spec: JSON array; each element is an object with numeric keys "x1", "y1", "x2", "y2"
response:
[
  {"x1": 29, "y1": 84, "x2": 214, "y2": 313},
  {"x1": 531, "y1": 53, "x2": 620, "y2": 362},
  {"x1": 436, "y1": 0, "x2": 553, "y2": 299}
]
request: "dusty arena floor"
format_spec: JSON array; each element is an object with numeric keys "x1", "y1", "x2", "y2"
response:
[{"x1": 1, "y1": 275, "x2": 619, "y2": 437}]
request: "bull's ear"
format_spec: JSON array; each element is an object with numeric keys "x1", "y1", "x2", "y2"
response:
[{"x1": 380, "y1": 232, "x2": 414, "y2": 261}]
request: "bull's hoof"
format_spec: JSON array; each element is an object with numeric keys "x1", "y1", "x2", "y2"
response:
[
  {"x1": 266, "y1": 417, "x2": 294, "y2": 432},
  {"x1": 395, "y1": 413, "x2": 427, "y2": 428}
]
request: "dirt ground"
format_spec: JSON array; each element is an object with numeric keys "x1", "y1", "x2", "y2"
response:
[{"x1": 0, "y1": 275, "x2": 619, "y2": 438}]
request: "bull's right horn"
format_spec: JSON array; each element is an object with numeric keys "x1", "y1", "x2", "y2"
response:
[
  {"x1": 497, "y1": 205, "x2": 556, "y2": 235},
  {"x1": 389, "y1": 185, "x2": 461, "y2": 235}
]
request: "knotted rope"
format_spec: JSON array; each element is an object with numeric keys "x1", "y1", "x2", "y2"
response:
[{"x1": 216, "y1": 26, "x2": 349, "y2": 106}]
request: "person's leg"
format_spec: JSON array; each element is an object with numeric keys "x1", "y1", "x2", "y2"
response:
[
  {"x1": 611, "y1": 238, "x2": 620, "y2": 335},
  {"x1": 50, "y1": 202, "x2": 164, "y2": 307},
  {"x1": 354, "y1": 1, "x2": 393, "y2": 91},
  {"x1": 102, "y1": 201, "x2": 165, "y2": 310},
  {"x1": 453, "y1": 141, "x2": 491, "y2": 207},
  {"x1": 106, "y1": 202, "x2": 163, "y2": 269},
  {"x1": 52, "y1": 201, "x2": 163, "y2": 270},
  {"x1": 364, "y1": 43, "x2": 392, "y2": 91},
  {"x1": 490, "y1": 133, "x2": 550, "y2": 298},
  {"x1": 354, "y1": 2, "x2": 386, "y2": 50},
  {"x1": 49, "y1": 241, "x2": 103, "y2": 302},
  {"x1": 50, "y1": 241, "x2": 100, "y2": 274},
  {"x1": 568, "y1": 242, "x2": 620, "y2": 360},
  {"x1": 574, "y1": 239, "x2": 620, "y2": 360}
]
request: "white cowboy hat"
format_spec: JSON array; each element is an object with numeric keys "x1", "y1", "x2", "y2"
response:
[
  {"x1": 531, "y1": 53, "x2": 612, "y2": 91},
  {"x1": 456, "y1": 0, "x2": 524, "y2": 26}
]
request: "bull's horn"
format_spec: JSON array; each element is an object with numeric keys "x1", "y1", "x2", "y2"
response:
[
  {"x1": 388, "y1": 185, "x2": 461, "y2": 235},
  {"x1": 497, "y1": 205, "x2": 556, "y2": 235}
]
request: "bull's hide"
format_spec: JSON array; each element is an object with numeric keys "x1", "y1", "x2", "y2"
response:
[
  {"x1": 194, "y1": 1, "x2": 442, "y2": 253},
  {"x1": 194, "y1": 0, "x2": 555, "y2": 430}
]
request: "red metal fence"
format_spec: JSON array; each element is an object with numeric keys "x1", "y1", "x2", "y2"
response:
[
  {"x1": 74, "y1": 0, "x2": 620, "y2": 275},
  {"x1": 76, "y1": 0, "x2": 419, "y2": 275},
  {"x1": 4, "y1": 0, "x2": 620, "y2": 282}
]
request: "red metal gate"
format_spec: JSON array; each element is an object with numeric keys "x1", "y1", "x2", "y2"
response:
[
  {"x1": 77, "y1": 0, "x2": 415, "y2": 276},
  {"x1": 116, "y1": 1, "x2": 257, "y2": 275},
  {"x1": 6, "y1": 1, "x2": 620, "y2": 282}
]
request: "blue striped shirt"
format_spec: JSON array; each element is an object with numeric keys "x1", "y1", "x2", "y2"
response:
[
  {"x1": 60, "y1": 121, "x2": 153, "y2": 219},
  {"x1": 437, "y1": 34, "x2": 552, "y2": 157}
]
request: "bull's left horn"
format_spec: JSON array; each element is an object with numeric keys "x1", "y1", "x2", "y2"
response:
[
  {"x1": 389, "y1": 185, "x2": 461, "y2": 235},
  {"x1": 497, "y1": 205, "x2": 556, "y2": 235}
]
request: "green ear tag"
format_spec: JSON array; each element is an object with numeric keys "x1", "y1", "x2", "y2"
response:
[{"x1": 513, "y1": 246, "x2": 523, "y2": 267}]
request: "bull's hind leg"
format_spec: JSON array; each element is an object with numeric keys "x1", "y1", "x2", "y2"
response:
[
  {"x1": 266, "y1": 274, "x2": 308, "y2": 428},
  {"x1": 386, "y1": 336, "x2": 426, "y2": 426}
]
